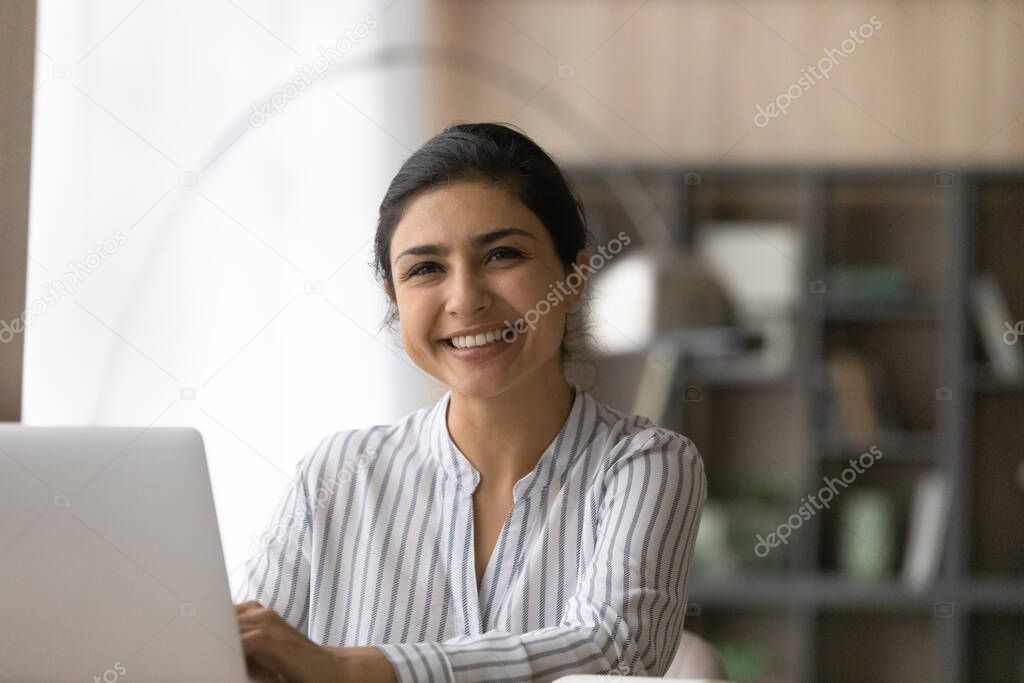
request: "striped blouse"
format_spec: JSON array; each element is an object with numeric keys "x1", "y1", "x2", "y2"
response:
[{"x1": 234, "y1": 383, "x2": 706, "y2": 682}]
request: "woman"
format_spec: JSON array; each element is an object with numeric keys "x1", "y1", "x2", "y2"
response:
[{"x1": 234, "y1": 122, "x2": 706, "y2": 682}]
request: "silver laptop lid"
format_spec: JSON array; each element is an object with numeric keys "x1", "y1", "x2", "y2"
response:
[{"x1": 0, "y1": 426, "x2": 249, "y2": 683}]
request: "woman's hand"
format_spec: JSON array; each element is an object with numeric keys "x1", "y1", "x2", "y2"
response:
[{"x1": 235, "y1": 601, "x2": 343, "y2": 683}]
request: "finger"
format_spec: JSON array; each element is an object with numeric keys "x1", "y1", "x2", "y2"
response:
[
  {"x1": 235, "y1": 600, "x2": 265, "y2": 614},
  {"x1": 237, "y1": 607, "x2": 285, "y2": 631}
]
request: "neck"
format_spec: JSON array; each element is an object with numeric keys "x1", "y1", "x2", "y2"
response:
[{"x1": 446, "y1": 365, "x2": 576, "y2": 488}]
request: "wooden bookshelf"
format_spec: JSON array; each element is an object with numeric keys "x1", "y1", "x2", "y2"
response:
[{"x1": 573, "y1": 166, "x2": 1024, "y2": 683}]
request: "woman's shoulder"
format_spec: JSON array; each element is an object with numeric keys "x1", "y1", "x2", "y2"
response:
[
  {"x1": 586, "y1": 392, "x2": 703, "y2": 474},
  {"x1": 292, "y1": 403, "x2": 436, "y2": 493}
]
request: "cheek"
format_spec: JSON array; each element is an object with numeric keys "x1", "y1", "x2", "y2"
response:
[
  {"x1": 394, "y1": 290, "x2": 433, "y2": 347},
  {"x1": 505, "y1": 263, "x2": 559, "y2": 309},
  {"x1": 506, "y1": 268, "x2": 569, "y2": 344}
]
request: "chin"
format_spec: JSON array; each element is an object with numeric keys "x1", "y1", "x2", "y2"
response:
[{"x1": 444, "y1": 372, "x2": 515, "y2": 400}]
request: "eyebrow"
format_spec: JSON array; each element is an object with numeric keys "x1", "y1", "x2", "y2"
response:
[{"x1": 393, "y1": 227, "x2": 535, "y2": 262}]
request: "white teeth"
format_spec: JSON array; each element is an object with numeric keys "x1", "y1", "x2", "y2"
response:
[{"x1": 450, "y1": 329, "x2": 503, "y2": 349}]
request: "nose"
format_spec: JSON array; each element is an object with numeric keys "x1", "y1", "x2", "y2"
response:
[{"x1": 444, "y1": 264, "x2": 491, "y2": 317}]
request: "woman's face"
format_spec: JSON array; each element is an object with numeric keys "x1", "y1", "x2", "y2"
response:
[{"x1": 388, "y1": 180, "x2": 585, "y2": 399}]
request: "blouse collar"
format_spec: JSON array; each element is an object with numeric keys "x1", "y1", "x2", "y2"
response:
[{"x1": 430, "y1": 382, "x2": 592, "y2": 501}]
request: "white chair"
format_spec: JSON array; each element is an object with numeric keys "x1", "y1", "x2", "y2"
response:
[{"x1": 662, "y1": 630, "x2": 728, "y2": 679}]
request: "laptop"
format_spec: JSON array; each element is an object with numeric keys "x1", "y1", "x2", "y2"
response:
[{"x1": 0, "y1": 425, "x2": 252, "y2": 682}]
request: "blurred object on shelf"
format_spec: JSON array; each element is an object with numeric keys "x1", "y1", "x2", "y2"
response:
[
  {"x1": 589, "y1": 247, "x2": 736, "y2": 356},
  {"x1": 837, "y1": 489, "x2": 897, "y2": 581},
  {"x1": 693, "y1": 501, "x2": 741, "y2": 577},
  {"x1": 691, "y1": 221, "x2": 801, "y2": 385},
  {"x1": 696, "y1": 221, "x2": 801, "y2": 318},
  {"x1": 825, "y1": 265, "x2": 914, "y2": 303},
  {"x1": 694, "y1": 479, "x2": 793, "y2": 578},
  {"x1": 827, "y1": 351, "x2": 879, "y2": 440},
  {"x1": 825, "y1": 350, "x2": 900, "y2": 443},
  {"x1": 630, "y1": 345, "x2": 680, "y2": 428},
  {"x1": 690, "y1": 314, "x2": 792, "y2": 386},
  {"x1": 903, "y1": 470, "x2": 951, "y2": 591},
  {"x1": 695, "y1": 499, "x2": 790, "y2": 576},
  {"x1": 629, "y1": 327, "x2": 763, "y2": 427},
  {"x1": 589, "y1": 247, "x2": 758, "y2": 429},
  {"x1": 971, "y1": 273, "x2": 1024, "y2": 382},
  {"x1": 716, "y1": 640, "x2": 771, "y2": 683}
]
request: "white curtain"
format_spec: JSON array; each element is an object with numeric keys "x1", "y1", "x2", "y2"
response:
[{"x1": 25, "y1": 0, "x2": 433, "y2": 594}]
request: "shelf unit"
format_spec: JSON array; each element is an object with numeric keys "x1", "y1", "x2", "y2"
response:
[{"x1": 569, "y1": 166, "x2": 1024, "y2": 682}]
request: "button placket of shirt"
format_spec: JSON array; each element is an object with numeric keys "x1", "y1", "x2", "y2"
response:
[
  {"x1": 453, "y1": 474, "x2": 487, "y2": 636},
  {"x1": 435, "y1": 386, "x2": 586, "y2": 632},
  {"x1": 478, "y1": 466, "x2": 546, "y2": 629}
]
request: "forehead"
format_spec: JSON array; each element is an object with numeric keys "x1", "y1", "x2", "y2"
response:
[{"x1": 390, "y1": 181, "x2": 545, "y2": 257}]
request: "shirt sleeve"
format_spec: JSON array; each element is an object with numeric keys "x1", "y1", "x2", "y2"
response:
[
  {"x1": 374, "y1": 428, "x2": 707, "y2": 683},
  {"x1": 232, "y1": 455, "x2": 314, "y2": 634}
]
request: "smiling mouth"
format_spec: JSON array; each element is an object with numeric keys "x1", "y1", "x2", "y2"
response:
[{"x1": 442, "y1": 324, "x2": 522, "y2": 349}]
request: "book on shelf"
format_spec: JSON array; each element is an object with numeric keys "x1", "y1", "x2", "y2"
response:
[
  {"x1": 826, "y1": 265, "x2": 915, "y2": 304},
  {"x1": 838, "y1": 489, "x2": 897, "y2": 580},
  {"x1": 826, "y1": 350, "x2": 898, "y2": 443},
  {"x1": 971, "y1": 273, "x2": 1024, "y2": 382},
  {"x1": 902, "y1": 469, "x2": 951, "y2": 591}
]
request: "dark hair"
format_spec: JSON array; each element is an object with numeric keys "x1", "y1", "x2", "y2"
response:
[{"x1": 372, "y1": 122, "x2": 594, "y2": 374}]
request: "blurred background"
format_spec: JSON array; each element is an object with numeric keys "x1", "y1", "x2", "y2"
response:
[{"x1": 2, "y1": 1, "x2": 1022, "y2": 680}]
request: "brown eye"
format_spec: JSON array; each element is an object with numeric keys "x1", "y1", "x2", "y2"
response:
[
  {"x1": 406, "y1": 262, "x2": 442, "y2": 278},
  {"x1": 487, "y1": 247, "x2": 523, "y2": 262}
]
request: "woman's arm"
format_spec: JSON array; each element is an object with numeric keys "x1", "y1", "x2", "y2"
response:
[
  {"x1": 328, "y1": 646, "x2": 399, "y2": 683},
  {"x1": 234, "y1": 454, "x2": 315, "y2": 632},
  {"x1": 368, "y1": 429, "x2": 707, "y2": 683}
]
